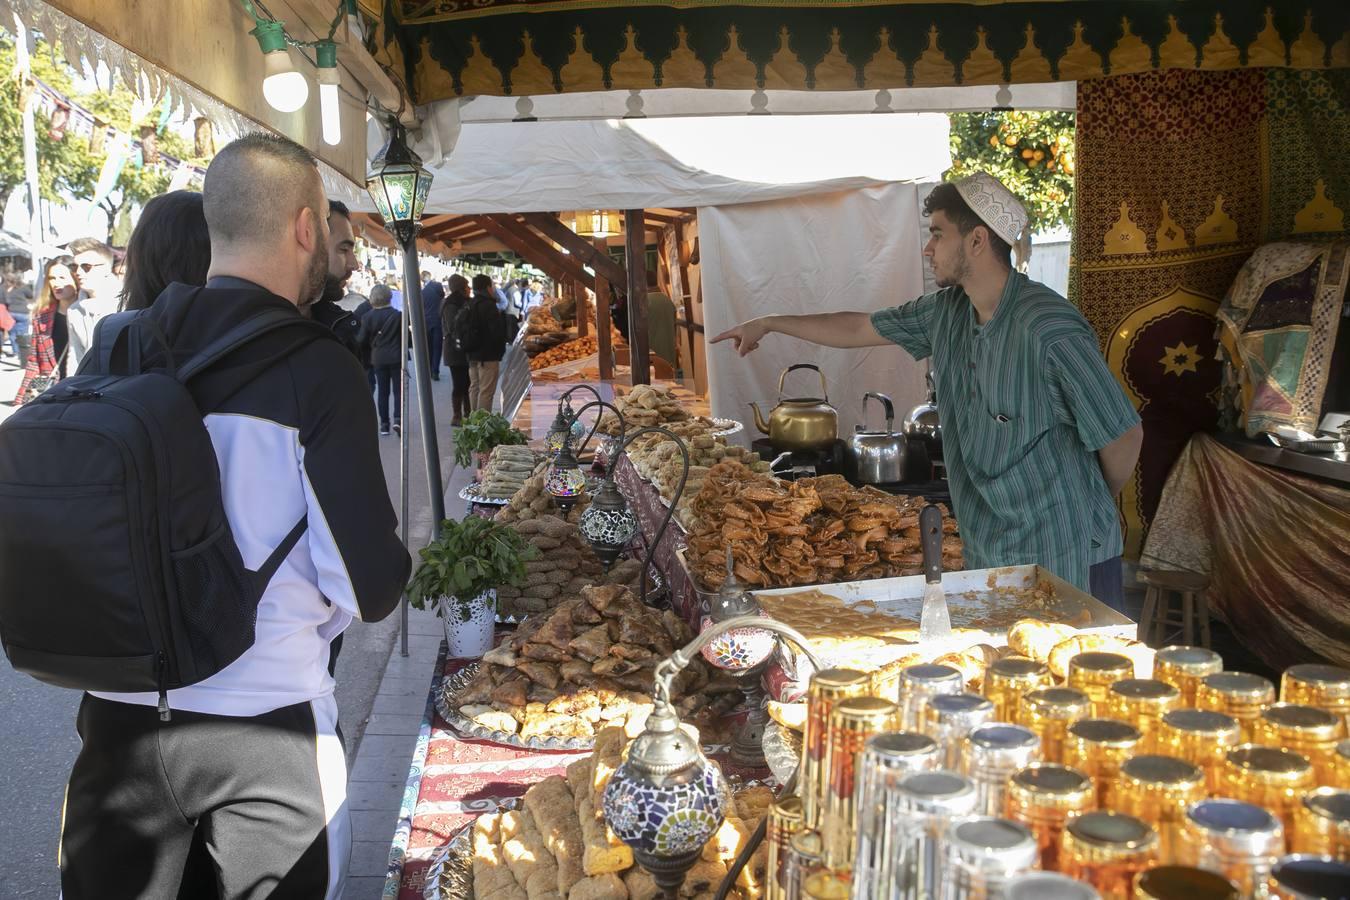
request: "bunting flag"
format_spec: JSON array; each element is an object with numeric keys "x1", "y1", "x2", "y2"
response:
[{"x1": 87, "y1": 131, "x2": 132, "y2": 217}]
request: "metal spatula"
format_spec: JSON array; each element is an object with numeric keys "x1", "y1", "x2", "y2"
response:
[{"x1": 918, "y1": 504, "x2": 952, "y2": 641}]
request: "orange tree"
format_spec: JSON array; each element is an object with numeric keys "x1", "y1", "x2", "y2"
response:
[{"x1": 946, "y1": 111, "x2": 1075, "y2": 233}]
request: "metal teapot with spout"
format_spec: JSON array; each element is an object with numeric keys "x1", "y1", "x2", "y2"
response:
[
  {"x1": 749, "y1": 363, "x2": 838, "y2": 451},
  {"x1": 904, "y1": 366, "x2": 942, "y2": 458},
  {"x1": 847, "y1": 392, "x2": 908, "y2": 485}
]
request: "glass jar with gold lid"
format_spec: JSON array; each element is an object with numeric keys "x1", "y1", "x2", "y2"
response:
[
  {"x1": 1153, "y1": 647, "x2": 1223, "y2": 705},
  {"x1": 1065, "y1": 718, "x2": 1144, "y2": 807},
  {"x1": 1115, "y1": 755, "x2": 1206, "y2": 864},
  {"x1": 801, "y1": 668, "x2": 869, "y2": 829},
  {"x1": 1156, "y1": 709, "x2": 1243, "y2": 793},
  {"x1": 1291, "y1": 788, "x2": 1350, "y2": 859},
  {"x1": 1133, "y1": 865, "x2": 1240, "y2": 900},
  {"x1": 1252, "y1": 704, "x2": 1345, "y2": 781},
  {"x1": 1197, "y1": 673, "x2": 1276, "y2": 740},
  {"x1": 1107, "y1": 680, "x2": 1182, "y2": 750},
  {"x1": 1061, "y1": 811, "x2": 1159, "y2": 900},
  {"x1": 961, "y1": 724, "x2": 1041, "y2": 817},
  {"x1": 1019, "y1": 688, "x2": 1092, "y2": 763},
  {"x1": 925, "y1": 693, "x2": 996, "y2": 770},
  {"x1": 1281, "y1": 665, "x2": 1350, "y2": 728},
  {"x1": 985, "y1": 657, "x2": 1053, "y2": 723},
  {"x1": 822, "y1": 696, "x2": 898, "y2": 869},
  {"x1": 1069, "y1": 653, "x2": 1135, "y2": 717},
  {"x1": 1177, "y1": 799, "x2": 1285, "y2": 899},
  {"x1": 1006, "y1": 763, "x2": 1094, "y2": 871},
  {"x1": 1220, "y1": 745, "x2": 1315, "y2": 835},
  {"x1": 900, "y1": 663, "x2": 964, "y2": 733},
  {"x1": 1266, "y1": 855, "x2": 1350, "y2": 900},
  {"x1": 765, "y1": 795, "x2": 803, "y2": 900}
]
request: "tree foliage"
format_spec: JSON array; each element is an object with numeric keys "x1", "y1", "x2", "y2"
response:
[{"x1": 947, "y1": 111, "x2": 1076, "y2": 233}]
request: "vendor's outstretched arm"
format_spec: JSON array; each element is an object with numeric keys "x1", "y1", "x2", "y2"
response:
[{"x1": 710, "y1": 312, "x2": 889, "y2": 356}]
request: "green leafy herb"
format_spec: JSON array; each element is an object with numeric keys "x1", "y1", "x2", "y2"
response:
[
  {"x1": 452, "y1": 410, "x2": 529, "y2": 468},
  {"x1": 406, "y1": 515, "x2": 538, "y2": 621}
]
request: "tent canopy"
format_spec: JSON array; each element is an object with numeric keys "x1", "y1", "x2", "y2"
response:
[{"x1": 370, "y1": 0, "x2": 1348, "y2": 102}]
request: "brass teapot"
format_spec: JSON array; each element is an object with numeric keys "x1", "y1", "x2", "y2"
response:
[{"x1": 749, "y1": 363, "x2": 839, "y2": 451}]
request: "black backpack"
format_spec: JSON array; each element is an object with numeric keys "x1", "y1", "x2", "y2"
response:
[
  {"x1": 0, "y1": 303, "x2": 329, "y2": 718},
  {"x1": 453, "y1": 302, "x2": 485, "y2": 355}
]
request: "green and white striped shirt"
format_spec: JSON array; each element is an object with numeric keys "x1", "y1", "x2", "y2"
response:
[{"x1": 871, "y1": 272, "x2": 1140, "y2": 591}]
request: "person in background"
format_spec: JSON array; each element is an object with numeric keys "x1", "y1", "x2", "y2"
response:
[
  {"x1": 307, "y1": 200, "x2": 363, "y2": 363},
  {"x1": 2, "y1": 270, "x2": 33, "y2": 365},
  {"x1": 360, "y1": 283, "x2": 403, "y2": 435},
  {"x1": 118, "y1": 191, "x2": 212, "y2": 312},
  {"x1": 466, "y1": 273, "x2": 507, "y2": 412},
  {"x1": 421, "y1": 269, "x2": 444, "y2": 381},
  {"x1": 644, "y1": 268, "x2": 678, "y2": 373},
  {"x1": 10, "y1": 257, "x2": 75, "y2": 405},
  {"x1": 440, "y1": 273, "x2": 472, "y2": 425},
  {"x1": 522, "y1": 279, "x2": 543, "y2": 314},
  {"x1": 66, "y1": 237, "x2": 122, "y2": 369}
]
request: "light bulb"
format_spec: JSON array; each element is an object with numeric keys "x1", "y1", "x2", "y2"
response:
[
  {"x1": 320, "y1": 82, "x2": 340, "y2": 145},
  {"x1": 262, "y1": 50, "x2": 309, "y2": 113}
]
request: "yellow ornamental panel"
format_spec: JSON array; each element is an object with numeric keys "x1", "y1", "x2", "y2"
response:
[
  {"x1": 1010, "y1": 24, "x2": 1054, "y2": 84},
  {"x1": 1293, "y1": 181, "x2": 1345, "y2": 234},
  {"x1": 1155, "y1": 201, "x2": 1191, "y2": 252},
  {"x1": 1104, "y1": 200, "x2": 1150, "y2": 256},
  {"x1": 711, "y1": 25, "x2": 757, "y2": 91},
  {"x1": 1290, "y1": 12, "x2": 1328, "y2": 70},
  {"x1": 862, "y1": 27, "x2": 910, "y2": 91},
  {"x1": 509, "y1": 31, "x2": 556, "y2": 96},
  {"x1": 1248, "y1": 11, "x2": 1287, "y2": 69},
  {"x1": 1201, "y1": 15, "x2": 1243, "y2": 71},
  {"x1": 559, "y1": 26, "x2": 605, "y2": 93},
  {"x1": 962, "y1": 28, "x2": 1003, "y2": 85},
  {"x1": 1157, "y1": 16, "x2": 1197, "y2": 71},
  {"x1": 460, "y1": 35, "x2": 505, "y2": 96},
  {"x1": 1195, "y1": 195, "x2": 1240, "y2": 246},
  {"x1": 813, "y1": 28, "x2": 859, "y2": 91},
  {"x1": 611, "y1": 25, "x2": 656, "y2": 90},
  {"x1": 661, "y1": 26, "x2": 707, "y2": 89},
  {"x1": 1059, "y1": 21, "x2": 1105, "y2": 81},
  {"x1": 418, "y1": 36, "x2": 463, "y2": 99},
  {"x1": 763, "y1": 25, "x2": 808, "y2": 90},
  {"x1": 911, "y1": 24, "x2": 956, "y2": 86},
  {"x1": 1109, "y1": 17, "x2": 1152, "y2": 75}
]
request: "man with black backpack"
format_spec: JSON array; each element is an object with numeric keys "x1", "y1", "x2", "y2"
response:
[
  {"x1": 0, "y1": 133, "x2": 410, "y2": 899},
  {"x1": 460, "y1": 272, "x2": 508, "y2": 412}
]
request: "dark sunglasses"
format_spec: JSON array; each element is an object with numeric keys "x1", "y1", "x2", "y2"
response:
[{"x1": 77, "y1": 262, "x2": 107, "y2": 273}]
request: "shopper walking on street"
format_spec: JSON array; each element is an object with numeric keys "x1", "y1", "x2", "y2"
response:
[
  {"x1": 56, "y1": 132, "x2": 410, "y2": 899},
  {"x1": 464, "y1": 273, "x2": 507, "y2": 412},
  {"x1": 118, "y1": 191, "x2": 212, "y2": 312},
  {"x1": 360, "y1": 283, "x2": 403, "y2": 435},
  {"x1": 421, "y1": 269, "x2": 444, "y2": 381},
  {"x1": 66, "y1": 237, "x2": 122, "y2": 369},
  {"x1": 2, "y1": 270, "x2": 33, "y2": 365},
  {"x1": 11, "y1": 257, "x2": 76, "y2": 404},
  {"x1": 440, "y1": 273, "x2": 471, "y2": 425}
]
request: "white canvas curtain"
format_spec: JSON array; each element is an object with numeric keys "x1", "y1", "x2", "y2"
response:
[{"x1": 699, "y1": 183, "x2": 930, "y2": 444}]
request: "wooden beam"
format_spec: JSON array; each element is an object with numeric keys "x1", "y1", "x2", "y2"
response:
[
  {"x1": 594, "y1": 238, "x2": 614, "y2": 381},
  {"x1": 471, "y1": 215, "x2": 596, "y2": 292},
  {"x1": 574, "y1": 278, "x2": 589, "y2": 338},
  {"x1": 519, "y1": 213, "x2": 628, "y2": 288},
  {"x1": 624, "y1": 209, "x2": 650, "y2": 386},
  {"x1": 470, "y1": 215, "x2": 567, "y2": 282},
  {"x1": 422, "y1": 219, "x2": 481, "y2": 240},
  {"x1": 643, "y1": 211, "x2": 682, "y2": 225}
]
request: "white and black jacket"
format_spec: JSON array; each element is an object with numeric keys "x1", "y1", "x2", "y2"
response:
[{"x1": 91, "y1": 278, "x2": 410, "y2": 717}]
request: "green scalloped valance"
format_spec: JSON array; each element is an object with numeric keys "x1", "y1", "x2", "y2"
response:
[{"x1": 369, "y1": 1, "x2": 1349, "y2": 102}]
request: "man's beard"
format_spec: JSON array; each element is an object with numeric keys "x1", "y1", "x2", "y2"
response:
[
  {"x1": 318, "y1": 273, "x2": 345, "y2": 305},
  {"x1": 301, "y1": 245, "x2": 328, "y2": 308},
  {"x1": 934, "y1": 248, "x2": 969, "y2": 288}
]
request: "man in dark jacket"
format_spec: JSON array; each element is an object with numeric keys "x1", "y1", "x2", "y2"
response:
[
  {"x1": 307, "y1": 200, "x2": 363, "y2": 363},
  {"x1": 358, "y1": 283, "x2": 403, "y2": 435},
  {"x1": 440, "y1": 273, "x2": 471, "y2": 425},
  {"x1": 465, "y1": 273, "x2": 507, "y2": 412},
  {"x1": 421, "y1": 271, "x2": 444, "y2": 381}
]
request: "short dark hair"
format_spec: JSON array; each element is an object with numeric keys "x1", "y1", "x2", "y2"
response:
[
  {"x1": 924, "y1": 182, "x2": 1012, "y2": 267},
  {"x1": 67, "y1": 237, "x2": 115, "y2": 263},
  {"x1": 120, "y1": 191, "x2": 212, "y2": 311},
  {"x1": 203, "y1": 132, "x2": 319, "y2": 246},
  {"x1": 471, "y1": 273, "x2": 494, "y2": 295},
  {"x1": 328, "y1": 199, "x2": 351, "y2": 221}
]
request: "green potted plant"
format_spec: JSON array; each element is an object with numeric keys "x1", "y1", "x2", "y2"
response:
[
  {"x1": 406, "y1": 515, "x2": 538, "y2": 657},
  {"x1": 452, "y1": 409, "x2": 529, "y2": 471}
]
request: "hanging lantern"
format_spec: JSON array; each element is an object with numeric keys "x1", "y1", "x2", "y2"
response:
[
  {"x1": 578, "y1": 477, "x2": 639, "y2": 570},
  {"x1": 545, "y1": 442, "x2": 586, "y2": 513},
  {"x1": 573, "y1": 209, "x2": 622, "y2": 238},
  {"x1": 366, "y1": 119, "x2": 433, "y2": 241}
]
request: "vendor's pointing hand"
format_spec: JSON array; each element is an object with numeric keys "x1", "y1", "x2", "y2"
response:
[{"x1": 711, "y1": 318, "x2": 770, "y2": 356}]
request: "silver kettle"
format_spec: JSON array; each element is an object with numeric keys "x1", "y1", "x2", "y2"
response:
[
  {"x1": 904, "y1": 367, "x2": 942, "y2": 458},
  {"x1": 847, "y1": 392, "x2": 907, "y2": 485}
]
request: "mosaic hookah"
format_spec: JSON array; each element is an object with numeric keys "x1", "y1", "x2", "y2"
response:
[
  {"x1": 543, "y1": 383, "x2": 603, "y2": 457},
  {"x1": 602, "y1": 615, "x2": 821, "y2": 900},
  {"x1": 544, "y1": 396, "x2": 620, "y2": 515}
]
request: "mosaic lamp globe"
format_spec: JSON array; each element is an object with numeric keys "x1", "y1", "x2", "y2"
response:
[
  {"x1": 545, "y1": 404, "x2": 573, "y2": 456},
  {"x1": 602, "y1": 702, "x2": 730, "y2": 895},
  {"x1": 546, "y1": 444, "x2": 586, "y2": 513},
  {"x1": 579, "y1": 477, "x2": 638, "y2": 569},
  {"x1": 699, "y1": 552, "x2": 774, "y2": 672}
]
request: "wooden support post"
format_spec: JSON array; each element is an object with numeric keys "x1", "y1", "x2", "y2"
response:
[
  {"x1": 674, "y1": 220, "x2": 697, "y2": 367},
  {"x1": 574, "y1": 277, "x2": 589, "y2": 337},
  {"x1": 624, "y1": 209, "x2": 650, "y2": 386},
  {"x1": 594, "y1": 238, "x2": 614, "y2": 381},
  {"x1": 471, "y1": 215, "x2": 597, "y2": 292}
]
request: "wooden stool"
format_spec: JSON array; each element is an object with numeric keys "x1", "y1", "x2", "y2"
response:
[{"x1": 1136, "y1": 569, "x2": 1212, "y2": 648}]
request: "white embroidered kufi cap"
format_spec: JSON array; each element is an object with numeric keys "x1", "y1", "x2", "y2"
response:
[{"x1": 953, "y1": 172, "x2": 1033, "y2": 271}]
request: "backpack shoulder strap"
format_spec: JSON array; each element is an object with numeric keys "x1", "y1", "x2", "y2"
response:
[
  {"x1": 253, "y1": 514, "x2": 308, "y2": 588},
  {"x1": 177, "y1": 308, "x2": 333, "y2": 383},
  {"x1": 91, "y1": 310, "x2": 145, "y2": 375}
]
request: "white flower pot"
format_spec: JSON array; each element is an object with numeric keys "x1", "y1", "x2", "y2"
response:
[{"x1": 443, "y1": 589, "x2": 496, "y2": 659}]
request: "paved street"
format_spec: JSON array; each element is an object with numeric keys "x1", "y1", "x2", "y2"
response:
[{"x1": 0, "y1": 346, "x2": 458, "y2": 897}]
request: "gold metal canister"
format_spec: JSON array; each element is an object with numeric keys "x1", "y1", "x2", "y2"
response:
[
  {"x1": 1107, "y1": 680, "x2": 1182, "y2": 750},
  {"x1": 925, "y1": 692, "x2": 997, "y2": 769},
  {"x1": 1019, "y1": 687, "x2": 1092, "y2": 763},
  {"x1": 1266, "y1": 855, "x2": 1350, "y2": 900},
  {"x1": 766, "y1": 795, "x2": 803, "y2": 900},
  {"x1": 1069, "y1": 653, "x2": 1135, "y2": 717},
  {"x1": 1334, "y1": 740, "x2": 1350, "y2": 790},
  {"x1": 900, "y1": 663, "x2": 965, "y2": 732},
  {"x1": 784, "y1": 828, "x2": 825, "y2": 900},
  {"x1": 1252, "y1": 704, "x2": 1346, "y2": 781},
  {"x1": 961, "y1": 724, "x2": 1042, "y2": 817},
  {"x1": 1156, "y1": 709, "x2": 1243, "y2": 793},
  {"x1": 1064, "y1": 718, "x2": 1144, "y2": 808},
  {"x1": 985, "y1": 657, "x2": 1053, "y2": 723},
  {"x1": 1006, "y1": 763, "x2": 1095, "y2": 871},
  {"x1": 1220, "y1": 745, "x2": 1315, "y2": 836},
  {"x1": 1176, "y1": 799, "x2": 1286, "y2": 899},
  {"x1": 1133, "y1": 865, "x2": 1239, "y2": 900},
  {"x1": 1282, "y1": 664, "x2": 1350, "y2": 728},
  {"x1": 1196, "y1": 673, "x2": 1276, "y2": 740},
  {"x1": 1115, "y1": 755, "x2": 1206, "y2": 864},
  {"x1": 822, "y1": 696, "x2": 898, "y2": 869},
  {"x1": 1291, "y1": 788, "x2": 1350, "y2": 860},
  {"x1": 1153, "y1": 647, "x2": 1223, "y2": 706},
  {"x1": 802, "y1": 870, "x2": 851, "y2": 899},
  {"x1": 801, "y1": 668, "x2": 869, "y2": 830},
  {"x1": 1061, "y1": 811, "x2": 1159, "y2": 900}
]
